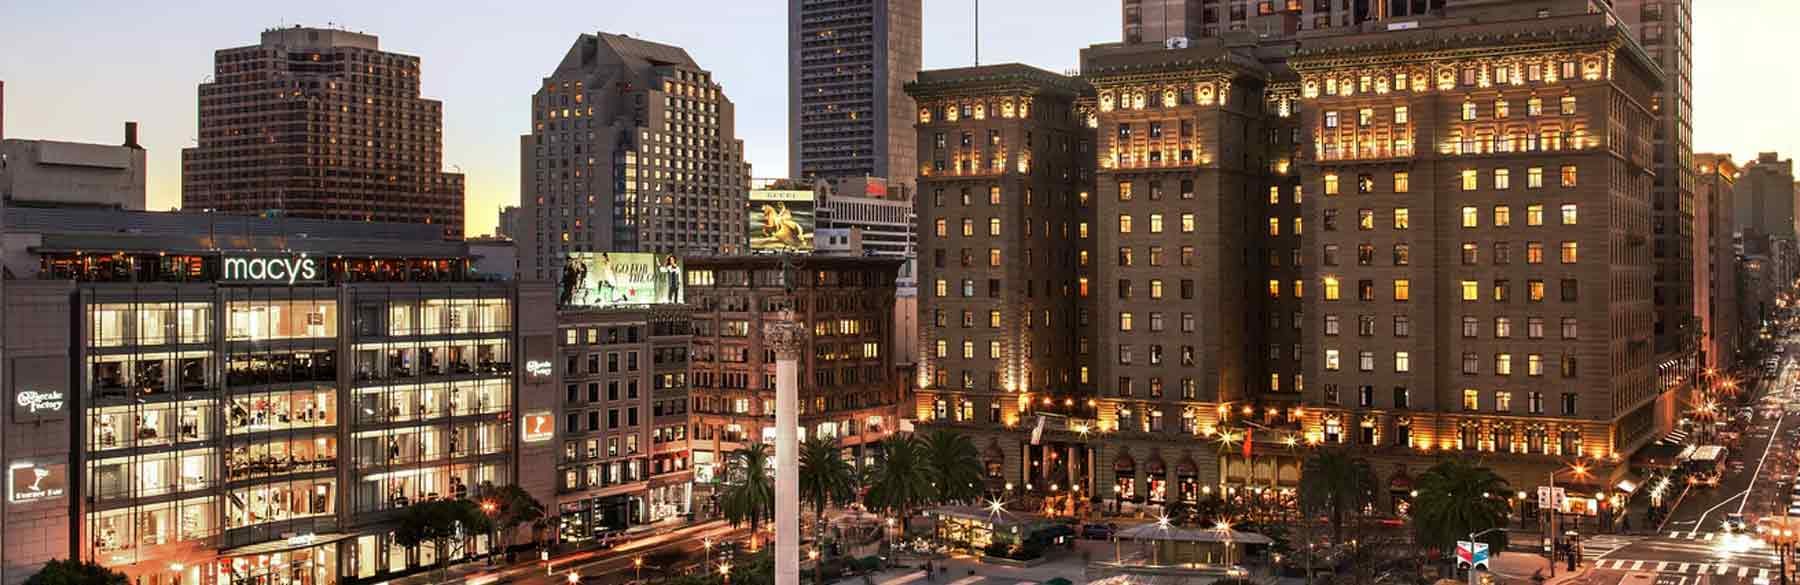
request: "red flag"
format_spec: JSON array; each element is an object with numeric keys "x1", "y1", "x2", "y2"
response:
[{"x1": 1243, "y1": 427, "x2": 1253, "y2": 459}]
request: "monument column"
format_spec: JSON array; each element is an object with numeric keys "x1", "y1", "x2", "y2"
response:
[{"x1": 767, "y1": 310, "x2": 807, "y2": 585}]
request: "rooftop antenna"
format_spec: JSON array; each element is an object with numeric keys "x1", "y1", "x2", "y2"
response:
[{"x1": 974, "y1": 0, "x2": 980, "y2": 66}]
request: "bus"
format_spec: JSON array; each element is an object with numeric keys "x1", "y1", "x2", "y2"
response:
[{"x1": 1683, "y1": 445, "x2": 1728, "y2": 486}]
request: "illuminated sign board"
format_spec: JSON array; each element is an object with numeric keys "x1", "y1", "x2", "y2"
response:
[
  {"x1": 748, "y1": 189, "x2": 816, "y2": 252},
  {"x1": 561, "y1": 253, "x2": 683, "y2": 307},
  {"x1": 8, "y1": 461, "x2": 66, "y2": 504},
  {"x1": 521, "y1": 412, "x2": 555, "y2": 443},
  {"x1": 221, "y1": 253, "x2": 323, "y2": 285},
  {"x1": 13, "y1": 389, "x2": 66, "y2": 421},
  {"x1": 526, "y1": 360, "x2": 553, "y2": 378}
]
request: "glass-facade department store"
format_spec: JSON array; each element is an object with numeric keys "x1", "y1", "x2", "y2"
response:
[{"x1": 0, "y1": 206, "x2": 559, "y2": 585}]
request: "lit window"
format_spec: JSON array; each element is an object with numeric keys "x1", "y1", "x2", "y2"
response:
[
  {"x1": 1560, "y1": 241, "x2": 1579, "y2": 264},
  {"x1": 1560, "y1": 165, "x2": 1579, "y2": 187},
  {"x1": 1395, "y1": 351, "x2": 1411, "y2": 373},
  {"x1": 1325, "y1": 111, "x2": 1340, "y2": 128},
  {"x1": 1494, "y1": 206, "x2": 1512, "y2": 227},
  {"x1": 1461, "y1": 280, "x2": 1479, "y2": 301},
  {"x1": 989, "y1": 218, "x2": 1001, "y2": 235},
  {"x1": 1394, "y1": 208, "x2": 1410, "y2": 230},
  {"x1": 1461, "y1": 206, "x2": 1479, "y2": 228},
  {"x1": 1394, "y1": 106, "x2": 1409, "y2": 125},
  {"x1": 1494, "y1": 168, "x2": 1511, "y2": 189},
  {"x1": 1181, "y1": 213, "x2": 1195, "y2": 233},
  {"x1": 1119, "y1": 312, "x2": 1134, "y2": 331},
  {"x1": 934, "y1": 219, "x2": 947, "y2": 237},
  {"x1": 1527, "y1": 167, "x2": 1544, "y2": 188},
  {"x1": 1118, "y1": 215, "x2": 1132, "y2": 234},
  {"x1": 1269, "y1": 186, "x2": 1282, "y2": 204},
  {"x1": 1268, "y1": 280, "x2": 1281, "y2": 299},
  {"x1": 1150, "y1": 214, "x2": 1164, "y2": 234},
  {"x1": 1496, "y1": 354, "x2": 1513, "y2": 376},
  {"x1": 1325, "y1": 349, "x2": 1341, "y2": 371},
  {"x1": 1529, "y1": 280, "x2": 1546, "y2": 301},
  {"x1": 1560, "y1": 95, "x2": 1577, "y2": 115},
  {"x1": 1393, "y1": 279, "x2": 1410, "y2": 301},
  {"x1": 1528, "y1": 97, "x2": 1544, "y2": 116},
  {"x1": 1463, "y1": 389, "x2": 1479, "y2": 411},
  {"x1": 1358, "y1": 209, "x2": 1374, "y2": 230},
  {"x1": 1461, "y1": 101, "x2": 1478, "y2": 121},
  {"x1": 1561, "y1": 204, "x2": 1578, "y2": 225},
  {"x1": 1393, "y1": 172, "x2": 1410, "y2": 193},
  {"x1": 1461, "y1": 169, "x2": 1478, "y2": 191},
  {"x1": 1527, "y1": 243, "x2": 1545, "y2": 264},
  {"x1": 1324, "y1": 174, "x2": 1340, "y2": 195},
  {"x1": 1494, "y1": 98, "x2": 1510, "y2": 118},
  {"x1": 1268, "y1": 217, "x2": 1281, "y2": 236},
  {"x1": 1323, "y1": 277, "x2": 1341, "y2": 301},
  {"x1": 1527, "y1": 205, "x2": 1545, "y2": 226}
]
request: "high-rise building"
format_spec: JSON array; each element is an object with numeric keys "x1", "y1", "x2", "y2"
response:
[
  {"x1": 909, "y1": 65, "x2": 1094, "y2": 494},
  {"x1": 1615, "y1": 0, "x2": 1697, "y2": 358},
  {"x1": 911, "y1": 0, "x2": 1671, "y2": 518},
  {"x1": 1121, "y1": 0, "x2": 1448, "y2": 44},
  {"x1": 520, "y1": 33, "x2": 750, "y2": 283},
  {"x1": 0, "y1": 204, "x2": 552, "y2": 585},
  {"x1": 788, "y1": 0, "x2": 922, "y2": 192},
  {"x1": 497, "y1": 205, "x2": 523, "y2": 240},
  {"x1": 1694, "y1": 154, "x2": 1740, "y2": 371},
  {"x1": 1734, "y1": 153, "x2": 1796, "y2": 240},
  {"x1": 182, "y1": 27, "x2": 465, "y2": 238}
]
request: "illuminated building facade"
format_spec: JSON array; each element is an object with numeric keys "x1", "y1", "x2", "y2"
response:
[
  {"x1": 550, "y1": 307, "x2": 694, "y2": 541},
  {"x1": 1693, "y1": 154, "x2": 1740, "y2": 370},
  {"x1": 909, "y1": 0, "x2": 1674, "y2": 523},
  {"x1": 682, "y1": 256, "x2": 902, "y2": 508},
  {"x1": 907, "y1": 64, "x2": 1097, "y2": 504},
  {"x1": 0, "y1": 205, "x2": 555, "y2": 585},
  {"x1": 181, "y1": 28, "x2": 465, "y2": 239},
  {"x1": 1122, "y1": 0, "x2": 1448, "y2": 45},
  {"x1": 521, "y1": 33, "x2": 751, "y2": 282}
]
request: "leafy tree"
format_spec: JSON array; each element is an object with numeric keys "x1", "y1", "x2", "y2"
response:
[
  {"x1": 864, "y1": 434, "x2": 937, "y2": 535},
  {"x1": 1298, "y1": 449, "x2": 1375, "y2": 544},
  {"x1": 394, "y1": 499, "x2": 492, "y2": 581},
  {"x1": 1411, "y1": 460, "x2": 1511, "y2": 553},
  {"x1": 24, "y1": 560, "x2": 128, "y2": 585},
  {"x1": 922, "y1": 429, "x2": 985, "y2": 505},
  {"x1": 480, "y1": 483, "x2": 547, "y2": 555},
  {"x1": 721, "y1": 442, "x2": 775, "y2": 549},
  {"x1": 798, "y1": 435, "x2": 857, "y2": 585}
]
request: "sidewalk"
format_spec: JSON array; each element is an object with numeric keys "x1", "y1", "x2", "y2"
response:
[
  {"x1": 382, "y1": 519, "x2": 732, "y2": 585},
  {"x1": 1486, "y1": 552, "x2": 1597, "y2": 585}
]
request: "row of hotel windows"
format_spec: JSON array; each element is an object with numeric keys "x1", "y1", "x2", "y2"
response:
[
  {"x1": 1323, "y1": 165, "x2": 1577, "y2": 195},
  {"x1": 563, "y1": 407, "x2": 643, "y2": 434},
  {"x1": 87, "y1": 299, "x2": 512, "y2": 348},
  {"x1": 1320, "y1": 96, "x2": 1576, "y2": 131},
  {"x1": 1321, "y1": 383, "x2": 1580, "y2": 417},
  {"x1": 1319, "y1": 204, "x2": 1577, "y2": 235},
  {"x1": 1315, "y1": 417, "x2": 1586, "y2": 456},
  {"x1": 1308, "y1": 59, "x2": 1591, "y2": 100},
  {"x1": 1316, "y1": 277, "x2": 1581, "y2": 303},
  {"x1": 1323, "y1": 314, "x2": 1578, "y2": 339},
  {"x1": 1324, "y1": 350, "x2": 1580, "y2": 378}
]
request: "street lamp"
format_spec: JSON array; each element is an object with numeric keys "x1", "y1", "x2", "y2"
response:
[
  {"x1": 1466, "y1": 528, "x2": 1507, "y2": 585},
  {"x1": 703, "y1": 537, "x2": 713, "y2": 573},
  {"x1": 633, "y1": 556, "x2": 643, "y2": 583},
  {"x1": 1545, "y1": 462, "x2": 1591, "y2": 577},
  {"x1": 719, "y1": 562, "x2": 733, "y2": 585},
  {"x1": 481, "y1": 499, "x2": 499, "y2": 565},
  {"x1": 567, "y1": 571, "x2": 580, "y2": 585}
]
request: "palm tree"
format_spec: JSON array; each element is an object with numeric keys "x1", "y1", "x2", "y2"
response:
[
  {"x1": 482, "y1": 483, "x2": 545, "y2": 558},
  {"x1": 864, "y1": 434, "x2": 938, "y2": 538},
  {"x1": 1298, "y1": 448, "x2": 1375, "y2": 544},
  {"x1": 1411, "y1": 460, "x2": 1511, "y2": 553},
  {"x1": 721, "y1": 442, "x2": 775, "y2": 549},
  {"x1": 799, "y1": 435, "x2": 858, "y2": 584},
  {"x1": 922, "y1": 430, "x2": 985, "y2": 505}
]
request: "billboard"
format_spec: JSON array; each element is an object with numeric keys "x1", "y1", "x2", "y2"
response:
[
  {"x1": 521, "y1": 411, "x2": 555, "y2": 443},
  {"x1": 9, "y1": 461, "x2": 66, "y2": 504},
  {"x1": 748, "y1": 189, "x2": 816, "y2": 252},
  {"x1": 560, "y1": 252, "x2": 684, "y2": 307}
]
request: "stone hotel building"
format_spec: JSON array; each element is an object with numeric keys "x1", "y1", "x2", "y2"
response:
[{"x1": 912, "y1": 0, "x2": 1678, "y2": 521}]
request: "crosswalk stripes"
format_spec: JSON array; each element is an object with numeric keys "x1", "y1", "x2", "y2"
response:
[
  {"x1": 1593, "y1": 559, "x2": 1775, "y2": 578},
  {"x1": 946, "y1": 577, "x2": 983, "y2": 585}
]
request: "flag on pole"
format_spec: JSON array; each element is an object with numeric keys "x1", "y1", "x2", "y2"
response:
[{"x1": 1243, "y1": 427, "x2": 1253, "y2": 459}]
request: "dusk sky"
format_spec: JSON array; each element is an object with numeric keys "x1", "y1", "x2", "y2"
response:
[{"x1": 1, "y1": 0, "x2": 1790, "y2": 236}]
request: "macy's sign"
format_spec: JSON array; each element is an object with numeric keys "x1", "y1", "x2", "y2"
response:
[{"x1": 222, "y1": 253, "x2": 323, "y2": 285}]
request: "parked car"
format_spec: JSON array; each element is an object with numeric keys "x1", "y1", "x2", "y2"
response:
[
  {"x1": 1725, "y1": 513, "x2": 1748, "y2": 533},
  {"x1": 1082, "y1": 523, "x2": 1117, "y2": 540}
]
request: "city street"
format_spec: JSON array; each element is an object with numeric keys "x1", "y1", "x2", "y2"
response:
[{"x1": 1572, "y1": 338, "x2": 1799, "y2": 585}]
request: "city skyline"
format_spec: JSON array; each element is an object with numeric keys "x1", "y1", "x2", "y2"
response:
[{"x1": 0, "y1": 1, "x2": 1784, "y2": 237}]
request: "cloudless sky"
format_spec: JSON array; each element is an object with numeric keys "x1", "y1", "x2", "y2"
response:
[{"x1": 0, "y1": 1, "x2": 1789, "y2": 236}]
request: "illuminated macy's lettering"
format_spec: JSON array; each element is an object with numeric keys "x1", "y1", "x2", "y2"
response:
[{"x1": 223, "y1": 254, "x2": 321, "y2": 285}]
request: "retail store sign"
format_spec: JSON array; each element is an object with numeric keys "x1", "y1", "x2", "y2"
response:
[
  {"x1": 525, "y1": 360, "x2": 553, "y2": 379},
  {"x1": 13, "y1": 389, "x2": 67, "y2": 421},
  {"x1": 522, "y1": 411, "x2": 555, "y2": 443},
  {"x1": 8, "y1": 461, "x2": 66, "y2": 504},
  {"x1": 222, "y1": 253, "x2": 323, "y2": 285}
]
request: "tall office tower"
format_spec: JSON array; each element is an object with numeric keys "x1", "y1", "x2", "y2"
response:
[
  {"x1": 1121, "y1": 0, "x2": 1447, "y2": 44},
  {"x1": 1694, "y1": 154, "x2": 1740, "y2": 371},
  {"x1": 496, "y1": 205, "x2": 522, "y2": 240},
  {"x1": 182, "y1": 27, "x2": 465, "y2": 238},
  {"x1": 1297, "y1": 7, "x2": 1665, "y2": 502},
  {"x1": 1615, "y1": 0, "x2": 1696, "y2": 358},
  {"x1": 788, "y1": 0, "x2": 922, "y2": 192},
  {"x1": 521, "y1": 33, "x2": 750, "y2": 282},
  {"x1": 908, "y1": 65, "x2": 1094, "y2": 495}
]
